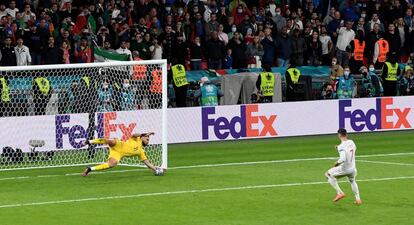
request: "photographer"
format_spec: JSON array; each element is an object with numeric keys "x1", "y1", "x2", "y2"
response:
[{"x1": 194, "y1": 77, "x2": 223, "y2": 106}]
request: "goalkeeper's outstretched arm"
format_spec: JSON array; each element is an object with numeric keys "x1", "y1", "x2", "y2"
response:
[{"x1": 84, "y1": 138, "x2": 116, "y2": 147}]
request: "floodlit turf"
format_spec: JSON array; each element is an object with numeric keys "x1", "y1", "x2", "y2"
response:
[{"x1": 0, "y1": 130, "x2": 413, "y2": 225}]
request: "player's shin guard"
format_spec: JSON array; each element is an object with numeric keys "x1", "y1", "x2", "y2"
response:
[
  {"x1": 89, "y1": 138, "x2": 107, "y2": 145},
  {"x1": 91, "y1": 163, "x2": 110, "y2": 171}
]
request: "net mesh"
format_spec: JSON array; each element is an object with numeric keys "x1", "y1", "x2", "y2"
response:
[{"x1": 0, "y1": 61, "x2": 166, "y2": 170}]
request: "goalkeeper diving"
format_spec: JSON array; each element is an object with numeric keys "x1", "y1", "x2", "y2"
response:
[{"x1": 81, "y1": 132, "x2": 164, "y2": 176}]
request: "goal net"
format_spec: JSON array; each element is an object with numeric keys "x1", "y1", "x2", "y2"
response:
[{"x1": 0, "y1": 60, "x2": 168, "y2": 170}]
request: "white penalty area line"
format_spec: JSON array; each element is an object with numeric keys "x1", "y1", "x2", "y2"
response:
[
  {"x1": 358, "y1": 160, "x2": 414, "y2": 167},
  {"x1": 1, "y1": 151, "x2": 414, "y2": 181},
  {"x1": 0, "y1": 175, "x2": 414, "y2": 209}
]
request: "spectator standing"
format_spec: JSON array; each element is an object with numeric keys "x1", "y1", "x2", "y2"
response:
[
  {"x1": 272, "y1": 7, "x2": 286, "y2": 33},
  {"x1": 205, "y1": 13, "x2": 220, "y2": 40},
  {"x1": 159, "y1": 25, "x2": 176, "y2": 63},
  {"x1": 246, "y1": 36, "x2": 264, "y2": 68},
  {"x1": 336, "y1": 21, "x2": 355, "y2": 66},
  {"x1": 384, "y1": 23, "x2": 401, "y2": 57},
  {"x1": 217, "y1": 24, "x2": 229, "y2": 45},
  {"x1": 227, "y1": 31, "x2": 247, "y2": 69},
  {"x1": 14, "y1": 37, "x2": 31, "y2": 66},
  {"x1": 43, "y1": 36, "x2": 60, "y2": 65},
  {"x1": 6, "y1": 1, "x2": 19, "y2": 20},
  {"x1": 59, "y1": 41, "x2": 71, "y2": 64},
  {"x1": 291, "y1": 29, "x2": 307, "y2": 66},
  {"x1": 189, "y1": 36, "x2": 203, "y2": 70},
  {"x1": 0, "y1": 37, "x2": 17, "y2": 66},
  {"x1": 275, "y1": 26, "x2": 293, "y2": 67},
  {"x1": 261, "y1": 27, "x2": 276, "y2": 66},
  {"x1": 319, "y1": 26, "x2": 333, "y2": 65},
  {"x1": 173, "y1": 36, "x2": 188, "y2": 66},
  {"x1": 116, "y1": 41, "x2": 133, "y2": 61},
  {"x1": 74, "y1": 37, "x2": 92, "y2": 63},
  {"x1": 307, "y1": 31, "x2": 322, "y2": 66},
  {"x1": 205, "y1": 31, "x2": 226, "y2": 69},
  {"x1": 130, "y1": 33, "x2": 151, "y2": 60}
]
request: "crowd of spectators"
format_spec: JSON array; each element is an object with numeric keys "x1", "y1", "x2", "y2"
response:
[{"x1": 1, "y1": 0, "x2": 414, "y2": 108}]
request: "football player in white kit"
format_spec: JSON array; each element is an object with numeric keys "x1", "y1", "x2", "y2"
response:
[{"x1": 325, "y1": 128, "x2": 362, "y2": 205}]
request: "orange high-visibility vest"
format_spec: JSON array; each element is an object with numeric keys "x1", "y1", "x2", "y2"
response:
[
  {"x1": 377, "y1": 39, "x2": 389, "y2": 63},
  {"x1": 150, "y1": 70, "x2": 162, "y2": 93},
  {"x1": 353, "y1": 40, "x2": 365, "y2": 61},
  {"x1": 133, "y1": 58, "x2": 147, "y2": 80}
]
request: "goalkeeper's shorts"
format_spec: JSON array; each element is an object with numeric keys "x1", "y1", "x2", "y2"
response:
[{"x1": 108, "y1": 149, "x2": 123, "y2": 162}]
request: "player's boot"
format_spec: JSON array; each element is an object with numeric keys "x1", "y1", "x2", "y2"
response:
[
  {"x1": 333, "y1": 193, "x2": 345, "y2": 202},
  {"x1": 82, "y1": 167, "x2": 92, "y2": 177},
  {"x1": 354, "y1": 200, "x2": 363, "y2": 205}
]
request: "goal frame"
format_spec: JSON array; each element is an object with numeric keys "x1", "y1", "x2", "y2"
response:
[{"x1": 0, "y1": 60, "x2": 168, "y2": 171}]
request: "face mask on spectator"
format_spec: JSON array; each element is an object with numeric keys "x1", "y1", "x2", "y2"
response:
[
  {"x1": 344, "y1": 71, "x2": 350, "y2": 76},
  {"x1": 275, "y1": 10, "x2": 281, "y2": 15},
  {"x1": 361, "y1": 13, "x2": 366, "y2": 18},
  {"x1": 103, "y1": 84, "x2": 109, "y2": 89},
  {"x1": 123, "y1": 83, "x2": 130, "y2": 88},
  {"x1": 369, "y1": 67, "x2": 375, "y2": 72},
  {"x1": 166, "y1": 7, "x2": 171, "y2": 12},
  {"x1": 332, "y1": 61, "x2": 337, "y2": 66},
  {"x1": 178, "y1": 9, "x2": 184, "y2": 16},
  {"x1": 232, "y1": 27, "x2": 237, "y2": 32},
  {"x1": 238, "y1": 9, "x2": 243, "y2": 13}
]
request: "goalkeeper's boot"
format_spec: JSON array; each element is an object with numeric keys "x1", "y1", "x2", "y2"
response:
[
  {"x1": 354, "y1": 200, "x2": 363, "y2": 206},
  {"x1": 333, "y1": 193, "x2": 345, "y2": 202},
  {"x1": 82, "y1": 167, "x2": 92, "y2": 177}
]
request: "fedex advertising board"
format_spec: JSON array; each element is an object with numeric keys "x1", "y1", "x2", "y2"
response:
[{"x1": 1, "y1": 97, "x2": 413, "y2": 152}]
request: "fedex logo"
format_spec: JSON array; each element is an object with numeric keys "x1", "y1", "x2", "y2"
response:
[
  {"x1": 55, "y1": 112, "x2": 136, "y2": 149},
  {"x1": 339, "y1": 98, "x2": 411, "y2": 132},
  {"x1": 202, "y1": 105, "x2": 277, "y2": 140}
]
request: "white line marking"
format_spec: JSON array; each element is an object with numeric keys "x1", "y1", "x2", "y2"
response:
[
  {"x1": 358, "y1": 160, "x2": 414, "y2": 167},
  {"x1": 0, "y1": 176, "x2": 29, "y2": 181},
  {"x1": 1, "y1": 152, "x2": 414, "y2": 180},
  {"x1": 1, "y1": 175, "x2": 413, "y2": 208}
]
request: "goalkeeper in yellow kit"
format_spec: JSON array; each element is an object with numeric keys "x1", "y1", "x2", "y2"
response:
[{"x1": 82, "y1": 132, "x2": 164, "y2": 176}]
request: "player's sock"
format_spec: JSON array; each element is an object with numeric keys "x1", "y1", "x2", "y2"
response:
[
  {"x1": 89, "y1": 138, "x2": 107, "y2": 145},
  {"x1": 91, "y1": 163, "x2": 110, "y2": 171},
  {"x1": 349, "y1": 179, "x2": 361, "y2": 201},
  {"x1": 327, "y1": 175, "x2": 343, "y2": 194}
]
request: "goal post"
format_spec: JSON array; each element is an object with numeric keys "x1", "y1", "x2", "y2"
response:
[{"x1": 0, "y1": 60, "x2": 168, "y2": 170}]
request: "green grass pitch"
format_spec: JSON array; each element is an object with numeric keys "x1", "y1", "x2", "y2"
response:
[{"x1": 0, "y1": 130, "x2": 413, "y2": 225}]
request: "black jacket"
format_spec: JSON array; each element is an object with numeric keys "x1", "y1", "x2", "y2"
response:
[{"x1": 0, "y1": 46, "x2": 16, "y2": 66}]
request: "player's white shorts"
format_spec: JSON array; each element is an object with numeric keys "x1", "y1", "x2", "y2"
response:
[{"x1": 328, "y1": 167, "x2": 357, "y2": 179}]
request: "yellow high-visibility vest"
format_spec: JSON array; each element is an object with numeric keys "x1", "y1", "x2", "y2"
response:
[
  {"x1": 384, "y1": 62, "x2": 398, "y2": 81},
  {"x1": 287, "y1": 68, "x2": 301, "y2": 84},
  {"x1": 34, "y1": 77, "x2": 51, "y2": 96},
  {"x1": 259, "y1": 72, "x2": 275, "y2": 96},
  {"x1": 172, "y1": 64, "x2": 189, "y2": 87},
  {"x1": 0, "y1": 77, "x2": 10, "y2": 102}
]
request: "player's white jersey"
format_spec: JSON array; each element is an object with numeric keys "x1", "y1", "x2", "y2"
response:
[{"x1": 337, "y1": 140, "x2": 356, "y2": 171}]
